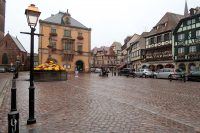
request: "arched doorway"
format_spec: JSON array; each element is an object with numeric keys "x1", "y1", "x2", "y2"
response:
[
  {"x1": 165, "y1": 64, "x2": 174, "y2": 68},
  {"x1": 2, "y1": 53, "x2": 8, "y2": 64},
  {"x1": 76, "y1": 60, "x2": 84, "y2": 72},
  {"x1": 149, "y1": 65, "x2": 155, "y2": 71},
  {"x1": 178, "y1": 63, "x2": 186, "y2": 71},
  {"x1": 156, "y1": 64, "x2": 164, "y2": 70},
  {"x1": 188, "y1": 63, "x2": 196, "y2": 72}
]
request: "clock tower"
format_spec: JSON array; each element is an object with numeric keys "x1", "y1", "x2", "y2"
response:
[{"x1": 0, "y1": 0, "x2": 6, "y2": 40}]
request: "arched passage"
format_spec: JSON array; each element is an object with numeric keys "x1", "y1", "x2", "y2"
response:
[
  {"x1": 188, "y1": 63, "x2": 196, "y2": 72},
  {"x1": 2, "y1": 53, "x2": 8, "y2": 64},
  {"x1": 178, "y1": 63, "x2": 186, "y2": 71},
  {"x1": 76, "y1": 60, "x2": 84, "y2": 72},
  {"x1": 156, "y1": 64, "x2": 164, "y2": 70},
  {"x1": 165, "y1": 64, "x2": 174, "y2": 68}
]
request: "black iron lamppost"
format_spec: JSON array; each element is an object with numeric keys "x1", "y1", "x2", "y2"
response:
[{"x1": 24, "y1": 4, "x2": 41, "y2": 125}]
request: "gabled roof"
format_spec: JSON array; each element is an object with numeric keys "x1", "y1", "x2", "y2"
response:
[
  {"x1": 10, "y1": 35, "x2": 27, "y2": 52},
  {"x1": 146, "y1": 12, "x2": 183, "y2": 37},
  {"x1": 174, "y1": 7, "x2": 200, "y2": 34},
  {"x1": 0, "y1": 33, "x2": 27, "y2": 53},
  {"x1": 40, "y1": 11, "x2": 90, "y2": 30},
  {"x1": 127, "y1": 34, "x2": 140, "y2": 48}
]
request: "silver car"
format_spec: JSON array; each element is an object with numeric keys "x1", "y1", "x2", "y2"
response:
[
  {"x1": 0, "y1": 66, "x2": 6, "y2": 73},
  {"x1": 135, "y1": 68, "x2": 153, "y2": 78},
  {"x1": 153, "y1": 68, "x2": 184, "y2": 79}
]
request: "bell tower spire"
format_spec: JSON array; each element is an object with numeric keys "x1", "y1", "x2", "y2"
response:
[
  {"x1": 0, "y1": 0, "x2": 6, "y2": 40},
  {"x1": 184, "y1": 0, "x2": 189, "y2": 16}
]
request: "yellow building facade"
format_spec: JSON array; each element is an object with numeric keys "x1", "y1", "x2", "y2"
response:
[{"x1": 39, "y1": 11, "x2": 91, "y2": 72}]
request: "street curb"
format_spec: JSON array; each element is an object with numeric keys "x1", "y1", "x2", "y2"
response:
[{"x1": 0, "y1": 78, "x2": 11, "y2": 107}]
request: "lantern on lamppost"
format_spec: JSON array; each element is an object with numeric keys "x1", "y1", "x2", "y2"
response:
[{"x1": 25, "y1": 4, "x2": 41, "y2": 125}]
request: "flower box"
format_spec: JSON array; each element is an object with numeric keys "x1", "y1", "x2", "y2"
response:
[{"x1": 34, "y1": 70, "x2": 67, "y2": 82}]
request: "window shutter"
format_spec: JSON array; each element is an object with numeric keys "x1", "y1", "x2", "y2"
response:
[
  {"x1": 169, "y1": 33, "x2": 172, "y2": 40},
  {"x1": 191, "y1": 30, "x2": 196, "y2": 39},
  {"x1": 154, "y1": 36, "x2": 157, "y2": 44},
  {"x1": 185, "y1": 32, "x2": 189, "y2": 40},
  {"x1": 197, "y1": 44, "x2": 200, "y2": 52},
  {"x1": 174, "y1": 47, "x2": 178, "y2": 55},
  {"x1": 174, "y1": 35, "x2": 178, "y2": 42},
  {"x1": 185, "y1": 46, "x2": 189, "y2": 54},
  {"x1": 161, "y1": 34, "x2": 164, "y2": 42}
]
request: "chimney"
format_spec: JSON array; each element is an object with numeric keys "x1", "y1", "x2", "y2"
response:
[{"x1": 190, "y1": 8, "x2": 195, "y2": 15}]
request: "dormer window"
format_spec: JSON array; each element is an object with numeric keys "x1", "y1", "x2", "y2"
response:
[
  {"x1": 61, "y1": 10, "x2": 71, "y2": 25},
  {"x1": 153, "y1": 26, "x2": 159, "y2": 30}
]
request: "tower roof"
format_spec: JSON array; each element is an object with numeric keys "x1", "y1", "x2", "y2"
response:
[
  {"x1": 145, "y1": 12, "x2": 183, "y2": 37},
  {"x1": 40, "y1": 11, "x2": 90, "y2": 30},
  {"x1": 184, "y1": 0, "x2": 189, "y2": 16}
]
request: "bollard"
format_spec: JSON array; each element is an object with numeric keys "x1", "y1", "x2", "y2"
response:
[
  {"x1": 8, "y1": 111, "x2": 19, "y2": 133},
  {"x1": 75, "y1": 70, "x2": 79, "y2": 77},
  {"x1": 11, "y1": 79, "x2": 17, "y2": 111},
  {"x1": 8, "y1": 77, "x2": 19, "y2": 133}
]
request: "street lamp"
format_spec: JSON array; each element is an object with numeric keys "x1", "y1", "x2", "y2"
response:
[{"x1": 25, "y1": 4, "x2": 41, "y2": 125}]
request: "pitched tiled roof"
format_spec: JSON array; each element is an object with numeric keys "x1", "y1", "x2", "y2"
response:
[
  {"x1": 146, "y1": 12, "x2": 184, "y2": 37},
  {"x1": 41, "y1": 11, "x2": 89, "y2": 29},
  {"x1": 10, "y1": 35, "x2": 27, "y2": 52},
  {"x1": 174, "y1": 7, "x2": 200, "y2": 34}
]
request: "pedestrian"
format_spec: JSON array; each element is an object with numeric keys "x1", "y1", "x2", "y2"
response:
[{"x1": 111, "y1": 68, "x2": 113, "y2": 76}]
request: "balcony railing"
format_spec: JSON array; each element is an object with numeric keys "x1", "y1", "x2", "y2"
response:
[
  {"x1": 77, "y1": 36, "x2": 84, "y2": 40},
  {"x1": 62, "y1": 49, "x2": 75, "y2": 54},
  {"x1": 145, "y1": 56, "x2": 172, "y2": 62},
  {"x1": 49, "y1": 32, "x2": 57, "y2": 36}
]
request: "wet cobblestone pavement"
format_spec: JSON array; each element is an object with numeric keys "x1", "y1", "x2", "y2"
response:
[{"x1": 0, "y1": 72, "x2": 200, "y2": 133}]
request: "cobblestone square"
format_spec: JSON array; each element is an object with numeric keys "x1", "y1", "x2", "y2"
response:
[{"x1": 0, "y1": 72, "x2": 200, "y2": 133}]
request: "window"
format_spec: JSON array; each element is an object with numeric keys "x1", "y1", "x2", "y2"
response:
[
  {"x1": 64, "y1": 40, "x2": 73, "y2": 50},
  {"x1": 157, "y1": 35, "x2": 162, "y2": 43},
  {"x1": 178, "y1": 33, "x2": 185, "y2": 41},
  {"x1": 196, "y1": 30, "x2": 200, "y2": 38},
  {"x1": 192, "y1": 19, "x2": 196, "y2": 24},
  {"x1": 64, "y1": 30, "x2": 71, "y2": 37},
  {"x1": 78, "y1": 32, "x2": 82, "y2": 36},
  {"x1": 189, "y1": 46, "x2": 196, "y2": 52},
  {"x1": 49, "y1": 39, "x2": 56, "y2": 48},
  {"x1": 150, "y1": 37, "x2": 154, "y2": 44},
  {"x1": 77, "y1": 45, "x2": 83, "y2": 51},
  {"x1": 164, "y1": 33, "x2": 170, "y2": 41},
  {"x1": 187, "y1": 20, "x2": 191, "y2": 25},
  {"x1": 178, "y1": 47, "x2": 185, "y2": 54},
  {"x1": 51, "y1": 28, "x2": 56, "y2": 33}
]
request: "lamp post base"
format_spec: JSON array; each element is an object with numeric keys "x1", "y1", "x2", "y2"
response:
[{"x1": 27, "y1": 118, "x2": 36, "y2": 125}]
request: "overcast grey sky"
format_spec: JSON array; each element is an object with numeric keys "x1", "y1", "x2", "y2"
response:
[{"x1": 5, "y1": 0, "x2": 200, "y2": 53}]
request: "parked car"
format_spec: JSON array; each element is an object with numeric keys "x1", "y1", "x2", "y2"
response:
[
  {"x1": 90, "y1": 68, "x2": 96, "y2": 72},
  {"x1": 0, "y1": 66, "x2": 6, "y2": 73},
  {"x1": 94, "y1": 68, "x2": 101, "y2": 73},
  {"x1": 8, "y1": 66, "x2": 16, "y2": 72},
  {"x1": 119, "y1": 68, "x2": 135, "y2": 77},
  {"x1": 153, "y1": 68, "x2": 184, "y2": 79},
  {"x1": 187, "y1": 70, "x2": 200, "y2": 82},
  {"x1": 135, "y1": 68, "x2": 153, "y2": 78}
]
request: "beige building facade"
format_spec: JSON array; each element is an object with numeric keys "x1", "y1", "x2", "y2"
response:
[{"x1": 39, "y1": 11, "x2": 91, "y2": 72}]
